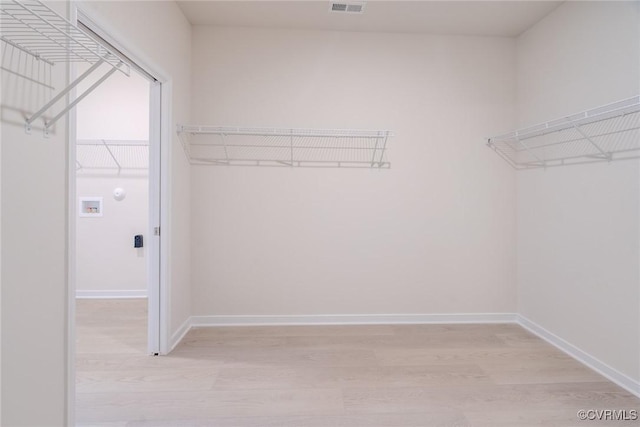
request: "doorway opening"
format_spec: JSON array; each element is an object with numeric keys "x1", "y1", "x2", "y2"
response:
[
  {"x1": 74, "y1": 60, "x2": 153, "y2": 349},
  {"x1": 70, "y1": 10, "x2": 165, "y2": 423}
]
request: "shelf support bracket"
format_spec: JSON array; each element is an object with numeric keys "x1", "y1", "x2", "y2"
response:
[
  {"x1": 43, "y1": 61, "x2": 122, "y2": 137},
  {"x1": 567, "y1": 119, "x2": 611, "y2": 161},
  {"x1": 290, "y1": 129, "x2": 294, "y2": 167},
  {"x1": 221, "y1": 133, "x2": 229, "y2": 162},
  {"x1": 370, "y1": 135, "x2": 380, "y2": 167},
  {"x1": 377, "y1": 131, "x2": 390, "y2": 168},
  {"x1": 176, "y1": 125, "x2": 192, "y2": 161},
  {"x1": 101, "y1": 139, "x2": 122, "y2": 174},
  {"x1": 25, "y1": 59, "x2": 104, "y2": 134},
  {"x1": 25, "y1": 58, "x2": 122, "y2": 137}
]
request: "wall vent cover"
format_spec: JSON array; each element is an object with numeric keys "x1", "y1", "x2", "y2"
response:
[{"x1": 330, "y1": 2, "x2": 365, "y2": 14}]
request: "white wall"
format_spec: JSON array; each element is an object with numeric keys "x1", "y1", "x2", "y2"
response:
[
  {"x1": 77, "y1": 0, "x2": 192, "y2": 341},
  {"x1": 75, "y1": 65, "x2": 149, "y2": 295},
  {"x1": 190, "y1": 27, "x2": 517, "y2": 317},
  {"x1": 516, "y1": 0, "x2": 640, "y2": 383},
  {"x1": 76, "y1": 176, "x2": 148, "y2": 293},
  {"x1": 1, "y1": 1, "x2": 69, "y2": 424},
  {"x1": 0, "y1": 55, "x2": 2, "y2": 422},
  {"x1": 76, "y1": 62, "x2": 149, "y2": 141}
]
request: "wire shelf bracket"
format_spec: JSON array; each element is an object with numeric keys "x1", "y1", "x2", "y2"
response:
[
  {"x1": 0, "y1": 0, "x2": 130, "y2": 136},
  {"x1": 176, "y1": 125, "x2": 393, "y2": 169},
  {"x1": 487, "y1": 96, "x2": 640, "y2": 170}
]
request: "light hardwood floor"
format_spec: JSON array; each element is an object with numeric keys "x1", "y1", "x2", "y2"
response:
[{"x1": 76, "y1": 299, "x2": 639, "y2": 426}]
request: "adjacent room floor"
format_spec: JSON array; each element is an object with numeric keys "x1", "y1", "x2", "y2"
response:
[{"x1": 76, "y1": 299, "x2": 640, "y2": 426}]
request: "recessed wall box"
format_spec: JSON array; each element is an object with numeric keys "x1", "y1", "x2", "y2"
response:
[{"x1": 79, "y1": 197, "x2": 103, "y2": 217}]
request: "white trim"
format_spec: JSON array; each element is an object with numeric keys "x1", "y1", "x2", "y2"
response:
[
  {"x1": 517, "y1": 315, "x2": 640, "y2": 398},
  {"x1": 74, "y1": 7, "x2": 168, "y2": 83},
  {"x1": 73, "y1": 2, "x2": 170, "y2": 355},
  {"x1": 75, "y1": 290, "x2": 148, "y2": 299},
  {"x1": 147, "y1": 79, "x2": 162, "y2": 356},
  {"x1": 168, "y1": 316, "x2": 192, "y2": 353},
  {"x1": 158, "y1": 79, "x2": 172, "y2": 356},
  {"x1": 190, "y1": 313, "x2": 518, "y2": 327}
]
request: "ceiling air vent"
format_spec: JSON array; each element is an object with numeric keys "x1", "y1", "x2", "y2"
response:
[{"x1": 330, "y1": 2, "x2": 365, "y2": 14}]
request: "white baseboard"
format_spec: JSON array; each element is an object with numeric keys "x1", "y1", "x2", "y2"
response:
[
  {"x1": 189, "y1": 312, "x2": 518, "y2": 327},
  {"x1": 75, "y1": 290, "x2": 147, "y2": 299},
  {"x1": 170, "y1": 312, "x2": 640, "y2": 398},
  {"x1": 168, "y1": 316, "x2": 192, "y2": 353},
  {"x1": 517, "y1": 314, "x2": 640, "y2": 398},
  {"x1": 169, "y1": 313, "x2": 514, "y2": 353}
]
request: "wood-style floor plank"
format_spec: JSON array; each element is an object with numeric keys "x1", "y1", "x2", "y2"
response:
[
  {"x1": 76, "y1": 299, "x2": 640, "y2": 426},
  {"x1": 76, "y1": 367, "x2": 220, "y2": 393},
  {"x1": 124, "y1": 412, "x2": 469, "y2": 427},
  {"x1": 77, "y1": 388, "x2": 345, "y2": 423},
  {"x1": 212, "y1": 364, "x2": 491, "y2": 390}
]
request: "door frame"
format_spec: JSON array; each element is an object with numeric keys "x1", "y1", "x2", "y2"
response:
[{"x1": 67, "y1": 3, "x2": 172, "y2": 425}]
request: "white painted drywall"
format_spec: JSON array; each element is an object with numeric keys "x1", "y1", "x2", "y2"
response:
[
  {"x1": 76, "y1": 62, "x2": 149, "y2": 141},
  {"x1": 516, "y1": 1, "x2": 640, "y2": 382},
  {"x1": 77, "y1": 0, "x2": 192, "y2": 340},
  {"x1": 75, "y1": 64, "x2": 149, "y2": 295},
  {"x1": 1, "y1": 1, "x2": 69, "y2": 424},
  {"x1": 76, "y1": 176, "x2": 148, "y2": 293},
  {"x1": 190, "y1": 27, "x2": 517, "y2": 316},
  {"x1": 0, "y1": 69, "x2": 2, "y2": 425}
]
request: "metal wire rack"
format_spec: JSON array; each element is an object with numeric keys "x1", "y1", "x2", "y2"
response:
[
  {"x1": 487, "y1": 96, "x2": 640, "y2": 169},
  {"x1": 0, "y1": 0, "x2": 129, "y2": 135},
  {"x1": 76, "y1": 140, "x2": 148, "y2": 175},
  {"x1": 177, "y1": 125, "x2": 393, "y2": 168}
]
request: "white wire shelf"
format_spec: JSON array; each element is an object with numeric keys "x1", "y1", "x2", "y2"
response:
[
  {"x1": 487, "y1": 96, "x2": 640, "y2": 170},
  {"x1": 76, "y1": 139, "x2": 148, "y2": 175},
  {"x1": 177, "y1": 125, "x2": 393, "y2": 169},
  {"x1": 0, "y1": 0, "x2": 129, "y2": 135},
  {"x1": 0, "y1": 0, "x2": 122, "y2": 66}
]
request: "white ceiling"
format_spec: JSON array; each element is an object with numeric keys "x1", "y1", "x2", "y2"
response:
[{"x1": 177, "y1": 1, "x2": 563, "y2": 37}]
